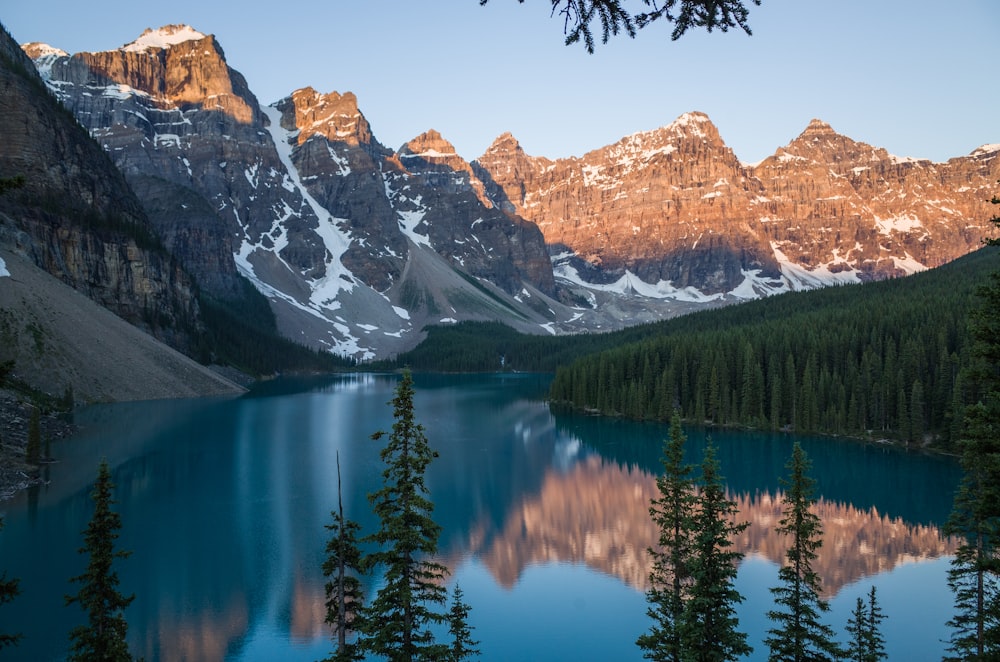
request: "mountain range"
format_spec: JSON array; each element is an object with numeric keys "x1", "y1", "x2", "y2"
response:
[{"x1": 6, "y1": 23, "x2": 1000, "y2": 365}]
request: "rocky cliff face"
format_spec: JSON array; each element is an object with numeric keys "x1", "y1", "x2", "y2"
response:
[
  {"x1": 476, "y1": 114, "x2": 1000, "y2": 297},
  {"x1": 0, "y1": 24, "x2": 199, "y2": 352},
  {"x1": 477, "y1": 113, "x2": 781, "y2": 295},
  {"x1": 24, "y1": 26, "x2": 316, "y2": 304},
  {"x1": 20, "y1": 24, "x2": 1000, "y2": 360},
  {"x1": 27, "y1": 27, "x2": 559, "y2": 359},
  {"x1": 753, "y1": 119, "x2": 996, "y2": 281}
]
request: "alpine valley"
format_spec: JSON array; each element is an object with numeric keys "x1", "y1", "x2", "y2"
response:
[{"x1": 6, "y1": 24, "x2": 1000, "y2": 364}]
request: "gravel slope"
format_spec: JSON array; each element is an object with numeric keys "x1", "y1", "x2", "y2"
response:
[
  {"x1": 0, "y1": 248, "x2": 244, "y2": 403},
  {"x1": 0, "y1": 248, "x2": 246, "y2": 498}
]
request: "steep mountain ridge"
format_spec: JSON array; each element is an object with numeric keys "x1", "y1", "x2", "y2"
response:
[
  {"x1": 18, "y1": 23, "x2": 1000, "y2": 361},
  {"x1": 754, "y1": 119, "x2": 994, "y2": 281},
  {"x1": 0, "y1": 24, "x2": 201, "y2": 357},
  {"x1": 476, "y1": 114, "x2": 999, "y2": 297},
  {"x1": 477, "y1": 112, "x2": 783, "y2": 296},
  {"x1": 27, "y1": 26, "x2": 562, "y2": 359}
]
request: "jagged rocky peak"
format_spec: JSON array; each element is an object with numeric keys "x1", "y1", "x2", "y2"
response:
[
  {"x1": 968, "y1": 143, "x2": 1000, "y2": 162},
  {"x1": 593, "y1": 110, "x2": 733, "y2": 170},
  {"x1": 400, "y1": 129, "x2": 462, "y2": 164},
  {"x1": 284, "y1": 87, "x2": 376, "y2": 147},
  {"x1": 665, "y1": 110, "x2": 718, "y2": 139},
  {"x1": 20, "y1": 42, "x2": 67, "y2": 58},
  {"x1": 783, "y1": 117, "x2": 897, "y2": 164},
  {"x1": 484, "y1": 131, "x2": 524, "y2": 155},
  {"x1": 400, "y1": 129, "x2": 492, "y2": 207},
  {"x1": 121, "y1": 24, "x2": 207, "y2": 51},
  {"x1": 54, "y1": 24, "x2": 259, "y2": 124},
  {"x1": 801, "y1": 117, "x2": 836, "y2": 137}
]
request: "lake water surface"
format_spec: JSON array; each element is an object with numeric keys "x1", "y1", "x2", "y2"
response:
[{"x1": 0, "y1": 373, "x2": 962, "y2": 660}]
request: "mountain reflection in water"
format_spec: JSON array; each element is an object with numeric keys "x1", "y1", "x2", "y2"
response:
[{"x1": 469, "y1": 455, "x2": 958, "y2": 596}]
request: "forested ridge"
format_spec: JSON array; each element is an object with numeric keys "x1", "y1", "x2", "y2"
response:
[{"x1": 549, "y1": 246, "x2": 1000, "y2": 447}]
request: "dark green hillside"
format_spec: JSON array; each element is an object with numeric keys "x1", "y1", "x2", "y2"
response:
[
  {"x1": 193, "y1": 278, "x2": 354, "y2": 376},
  {"x1": 382, "y1": 319, "x2": 669, "y2": 373},
  {"x1": 391, "y1": 246, "x2": 997, "y2": 446},
  {"x1": 549, "y1": 246, "x2": 1000, "y2": 447}
]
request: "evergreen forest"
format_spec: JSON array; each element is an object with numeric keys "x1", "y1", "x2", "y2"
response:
[
  {"x1": 533, "y1": 246, "x2": 999, "y2": 447},
  {"x1": 390, "y1": 246, "x2": 998, "y2": 448}
]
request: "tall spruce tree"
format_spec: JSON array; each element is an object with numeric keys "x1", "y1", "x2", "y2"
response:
[
  {"x1": 844, "y1": 586, "x2": 887, "y2": 662},
  {"x1": 637, "y1": 411, "x2": 697, "y2": 661},
  {"x1": 359, "y1": 370, "x2": 449, "y2": 661},
  {"x1": 446, "y1": 584, "x2": 480, "y2": 662},
  {"x1": 322, "y1": 452, "x2": 366, "y2": 662},
  {"x1": 65, "y1": 460, "x2": 135, "y2": 662},
  {"x1": 682, "y1": 440, "x2": 751, "y2": 661},
  {"x1": 944, "y1": 190, "x2": 1000, "y2": 660},
  {"x1": 764, "y1": 442, "x2": 842, "y2": 661},
  {"x1": 0, "y1": 517, "x2": 21, "y2": 650}
]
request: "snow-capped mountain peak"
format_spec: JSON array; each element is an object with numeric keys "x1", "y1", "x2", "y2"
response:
[{"x1": 122, "y1": 25, "x2": 207, "y2": 52}]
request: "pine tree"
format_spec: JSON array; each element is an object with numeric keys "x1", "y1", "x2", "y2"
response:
[
  {"x1": 65, "y1": 460, "x2": 135, "y2": 662},
  {"x1": 944, "y1": 400, "x2": 1000, "y2": 660},
  {"x1": 0, "y1": 517, "x2": 21, "y2": 650},
  {"x1": 358, "y1": 370, "x2": 449, "y2": 661},
  {"x1": 844, "y1": 586, "x2": 887, "y2": 662},
  {"x1": 845, "y1": 597, "x2": 867, "y2": 662},
  {"x1": 865, "y1": 586, "x2": 887, "y2": 661},
  {"x1": 446, "y1": 584, "x2": 480, "y2": 661},
  {"x1": 944, "y1": 190, "x2": 1000, "y2": 660},
  {"x1": 682, "y1": 439, "x2": 751, "y2": 661},
  {"x1": 322, "y1": 452, "x2": 366, "y2": 662},
  {"x1": 764, "y1": 442, "x2": 842, "y2": 661},
  {"x1": 637, "y1": 411, "x2": 697, "y2": 661}
]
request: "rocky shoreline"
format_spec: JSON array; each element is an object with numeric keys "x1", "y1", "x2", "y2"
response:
[{"x1": 0, "y1": 389, "x2": 76, "y2": 500}]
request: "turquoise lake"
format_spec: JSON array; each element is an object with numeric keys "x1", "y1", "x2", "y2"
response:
[{"x1": 0, "y1": 372, "x2": 963, "y2": 660}]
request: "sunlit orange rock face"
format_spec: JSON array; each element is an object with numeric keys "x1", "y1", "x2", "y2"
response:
[
  {"x1": 470, "y1": 457, "x2": 958, "y2": 597},
  {"x1": 475, "y1": 114, "x2": 1000, "y2": 292},
  {"x1": 39, "y1": 25, "x2": 259, "y2": 124}
]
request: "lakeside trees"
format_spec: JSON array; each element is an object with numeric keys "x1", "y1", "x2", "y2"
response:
[
  {"x1": 844, "y1": 586, "x2": 887, "y2": 662},
  {"x1": 446, "y1": 585, "x2": 480, "y2": 662},
  {"x1": 637, "y1": 412, "x2": 698, "y2": 660},
  {"x1": 944, "y1": 191, "x2": 1000, "y2": 659},
  {"x1": 638, "y1": 414, "x2": 750, "y2": 661},
  {"x1": 322, "y1": 370, "x2": 468, "y2": 661},
  {"x1": 683, "y1": 440, "x2": 751, "y2": 661},
  {"x1": 64, "y1": 460, "x2": 135, "y2": 662},
  {"x1": 549, "y1": 247, "x2": 999, "y2": 446},
  {"x1": 764, "y1": 442, "x2": 842, "y2": 661},
  {"x1": 360, "y1": 370, "x2": 451, "y2": 660},
  {"x1": 322, "y1": 453, "x2": 366, "y2": 662}
]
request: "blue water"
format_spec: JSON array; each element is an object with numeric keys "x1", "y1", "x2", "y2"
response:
[{"x1": 0, "y1": 373, "x2": 962, "y2": 660}]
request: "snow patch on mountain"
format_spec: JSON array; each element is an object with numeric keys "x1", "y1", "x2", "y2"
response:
[
  {"x1": 891, "y1": 253, "x2": 928, "y2": 275},
  {"x1": 771, "y1": 242, "x2": 862, "y2": 289},
  {"x1": 875, "y1": 214, "x2": 923, "y2": 235},
  {"x1": 0, "y1": 256, "x2": 9, "y2": 278},
  {"x1": 123, "y1": 25, "x2": 206, "y2": 52},
  {"x1": 972, "y1": 144, "x2": 1000, "y2": 157},
  {"x1": 396, "y1": 209, "x2": 431, "y2": 248},
  {"x1": 261, "y1": 103, "x2": 354, "y2": 300},
  {"x1": 554, "y1": 262, "x2": 722, "y2": 303},
  {"x1": 730, "y1": 270, "x2": 790, "y2": 299},
  {"x1": 20, "y1": 43, "x2": 67, "y2": 78},
  {"x1": 382, "y1": 174, "x2": 433, "y2": 248}
]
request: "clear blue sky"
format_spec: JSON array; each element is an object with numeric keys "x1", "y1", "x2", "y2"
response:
[{"x1": 4, "y1": 0, "x2": 998, "y2": 164}]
